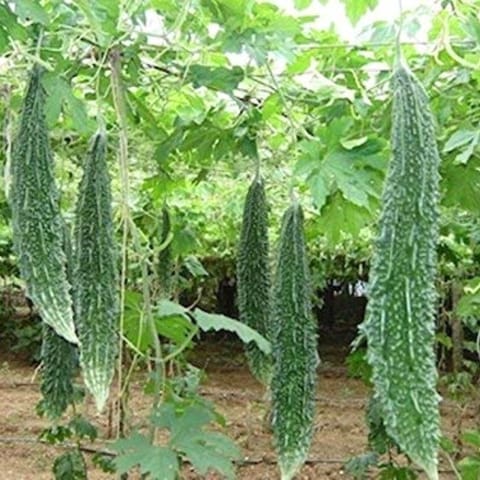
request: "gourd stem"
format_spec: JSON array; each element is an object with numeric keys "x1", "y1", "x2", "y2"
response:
[
  {"x1": 396, "y1": 0, "x2": 404, "y2": 65},
  {"x1": 35, "y1": 28, "x2": 44, "y2": 59},
  {"x1": 255, "y1": 151, "x2": 261, "y2": 179},
  {"x1": 110, "y1": 49, "x2": 165, "y2": 442}
]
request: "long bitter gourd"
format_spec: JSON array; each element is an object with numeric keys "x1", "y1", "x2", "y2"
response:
[
  {"x1": 74, "y1": 128, "x2": 118, "y2": 412},
  {"x1": 271, "y1": 200, "x2": 318, "y2": 480},
  {"x1": 39, "y1": 223, "x2": 78, "y2": 419},
  {"x1": 40, "y1": 324, "x2": 77, "y2": 419},
  {"x1": 360, "y1": 60, "x2": 441, "y2": 480},
  {"x1": 9, "y1": 65, "x2": 77, "y2": 344},
  {"x1": 237, "y1": 175, "x2": 272, "y2": 384}
]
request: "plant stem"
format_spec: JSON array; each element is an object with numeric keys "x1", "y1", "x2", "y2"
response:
[
  {"x1": 110, "y1": 48, "x2": 165, "y2": 443},
  {"x1": 109, "y1": 48, "x2": 130, "y2": 441}
]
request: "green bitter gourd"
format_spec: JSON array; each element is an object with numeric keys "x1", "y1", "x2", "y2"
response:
[
  {"x1": 237, "y1": 175, "x2": 272, "y2": 384},
  {"x1": 271, "y1": 200, "x2": 318, "y2": 480},
  {"x1": 39, "y1": 222, "x2": 78, "y2": 419},
  {"x1": 74, "y1": 128, "x2": 118, "y2": 412},
  {"x1": 9, "y1": 65, "x2": 77, "y2": 344},
  {"x1": 360, "y1": 60, "x2": 441, "y2": 480}
]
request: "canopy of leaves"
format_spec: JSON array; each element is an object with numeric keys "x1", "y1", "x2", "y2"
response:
[{"x1": 0, "y1": 0, "x2": 479, "y2": 282}]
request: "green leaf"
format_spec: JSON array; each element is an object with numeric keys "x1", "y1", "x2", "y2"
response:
[
  {"x1": 175, "y1": 93, "x2": 208, "y2": 126},
  {"x1": 188, "y1": 65, "x2": 244, "y2": 92},
  {"x1": 323, "y1": 149, "x2": 382, "y2": 208},
  {"x1": 123, "y1": 301, "x2": 153, "y2": 354},
  {"x1": 297, "y1": 139, "x2": 386, "y2": 212},
  {"x1": 157, "y1": 299, "x2": 190, "y2": 318},
  {"x1": 13, "y1": 0, "x2": 49, "y2": 25},
  {"x1": 344, "y1": 452, "x2": 379, "y2": 479},
  {"x1": 151, "y1": 402, "x2": 178, "y2": 430},
  {"x1": 155, "y1": 314, "x2": 197, "y2": 344},
  {"x1": 154, "y1": 300, "x2": 197, "y2": 344},
  {"x1": 0, "y1": 27, "x2": 9, "y2": 54},
  {"x1": 443, "y1": 129, "x2": 477, "y2": 152},
  {"x1": 442, "y1": 160, "x2": 480, "y2": 212},
  {"x1": 152, "y1": 403, "x2": 241, "y2": 480},
  {"x1": 316, "y1": 192, "x2": 372, "y2": 244},
  {"x1": 192, "y1": 308, "x2": 271, "y2": 354},
  {"x1": 462, "y1": 430, "x2": 480, "y2": 449},
  {"x1": 443, "y1": 129, "x2": 479, "y2": 165},
  {"x1": 68, "y1": 416, "x2": 98, "y2": 442},
  {"x1": 65, "y1": 94, "x2": 91, "y2": 135},
  {"x1": 169, "y1": 404, "x2": 213, "y2": 435},
  {"x1": 294, "y1": 0, "x2": 313, "y2": 10},
  {"x1": 183, "y1": 255, "x2": 209, "y2": 277},
  {"x1": 456, "y1": 279, "x2": 480, "y2": 318},
  {"x1": 113, "y1": 433, "x2": 179, "y2": 480},
  {"x1": 40, "y1": 426, "x2": 73, "y2": 445},
  {"x1": 41, "y1": 75, "x2": 92, "y2": 134},
  {"x1": 286, "y1": 51, "x2": 313, "y2": 74},
  {"x1": 262, "y1": 94, "x2": 281, "y2": 121},
  {"x1": 341, "y1": 136, "x2": 369, "y2": 150},
  {"x1": 340, "y1": 0, "x2": 379, "y2": 25},
  {"x1": 76, "y1": 0, "x2": 119, "y2": 45},
  {"x1": 177, "y1": 432, "x2": 239, "y2": 480},
  {"x1": 53, "y1": 450, "x2": 87, "y2": 480},
  {"x1": 170, "y1": 405, "x2": 240, "y2": 479},
  {"x1": 203, "y1": 0, "x2": 254, "y2": 26},
  {"x1": 458, "y1": 456, "x2": 480, "y2": 480},
  {"x1": 42, "y1": 75, "x2": 68, "y2": 127},
  {"x1": 0, "y1": 3, "x2": 28, "y2": 41},
  {"x1": 127, "y1": 90, "x2": 158, "y2": 137},
  {"x1": 309, "y1": 174, "x2": 329, "y2": 210}
]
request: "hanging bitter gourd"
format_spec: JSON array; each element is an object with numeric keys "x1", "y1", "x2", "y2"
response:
[
  {"x1": 9, "y1": 65, "x2": 77, "y2": 344},
  {"x1": 237, "y1": 174, "x2": 272, "y2": 384},
  {"x1": 40, "y1": 324, "x2": 77, "y2": 419},
  {"x1": 74, "y1": 127, "x2": 118, "y2": 412},
  {"x1": 271, "y1": 200, "x2": 318, "y2": 480},
  {"x1": 360, "y1": 59, "x2": 441, "y2": 480},
  {"x1": 39, "y1": 223, "x2": 78, "y2": 419}
]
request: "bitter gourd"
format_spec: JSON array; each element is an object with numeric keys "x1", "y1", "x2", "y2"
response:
[
  {"x1": 237, "y1": 175, "x2": 272, "y2": 384},
  {"x1": 271, "y1": 200, "x2": 318, "y2": 480},
  {"x1": 360, "y1": 60, "x2": 441, "y2": 480},
  {"x1": 40, "y1": 324, "x2": 77, "y2": 419},
  {"x1": 9, "y1": 65, "x2": 77, "y2": 344},
  {"x1": 39, "y1": 223, "x2": 78, "y2": 419},
  {"x1": 74, "y1": 128, "x2": 118, "y2": 412}
]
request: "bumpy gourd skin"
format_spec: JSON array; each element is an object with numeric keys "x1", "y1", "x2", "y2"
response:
[
  {"x1": 40, "y1": 324, "x2": 77, "y2": 419},
  {"x1": 74, "y1": 130, "x2": 118, "y2": 412},
  {"x1": 237, "y1": 176, "x2": 272, "y2": 384},
  {"x1": 361, "y1": 62, "x2": 441, "y2": 480},
  {"x1": 10, "y1": 65, "x2": 77, "y2": 344},
  {"x1": 271, "y1": 202, "x2": 318, "y2": 480},
  {"x1": 40, "y1": 223, "x2": 78, "y2": 419}
]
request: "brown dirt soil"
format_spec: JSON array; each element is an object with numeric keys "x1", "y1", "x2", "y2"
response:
[{"x1": 0, "y1": 342, "x2": 477, "y2": 480}]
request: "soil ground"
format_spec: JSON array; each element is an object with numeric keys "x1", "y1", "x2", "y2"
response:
[{"x1": 0, "y1": 339, "x2": 477, "y2": 480}]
